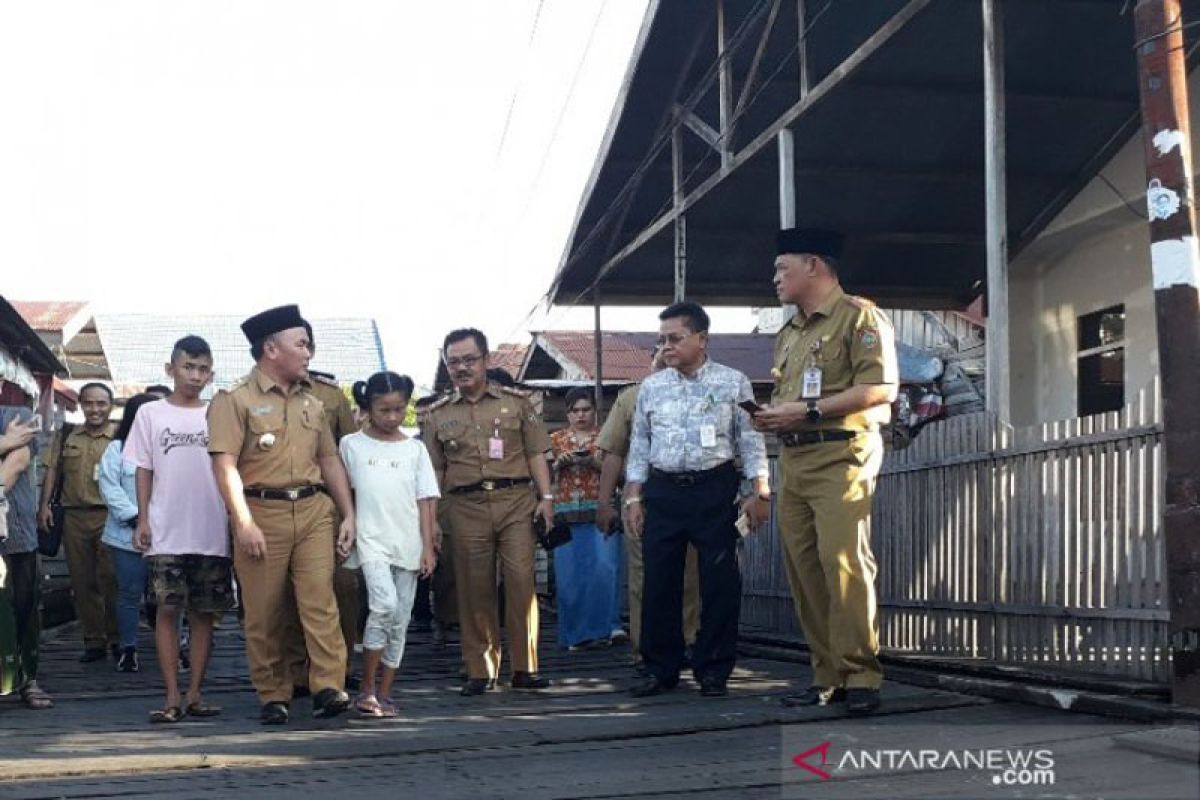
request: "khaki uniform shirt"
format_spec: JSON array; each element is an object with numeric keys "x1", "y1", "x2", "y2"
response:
[
  {"x1": 207, "y1": 367, "x2": 337, "y2": 489},
  {"x1": 595, "y1": 384, "x2": 639, "y2": 458},
  {"x1": 771, "y1": 286, "x2": 898, "y2": 432},
  {"x1": 308, "y1": 374, "x2": 358, "y2": 443},
  {"x1": 45, "y1": 425, "x2": 113, "y2": 508},
  {"x1": 420, "y1": 383, "x2": 551, "y2": 492}
]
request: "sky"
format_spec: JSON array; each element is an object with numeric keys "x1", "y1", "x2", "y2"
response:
[{"x1": 0, "y1": 0, "x2": 759, "y2": 390}]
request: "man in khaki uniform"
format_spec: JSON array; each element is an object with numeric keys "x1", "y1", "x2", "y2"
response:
[
  {"x1": 38, "y1": 383, "x2": 118, "y2": 661},
  {"x1": 753, "y1": 228, "x2": 898, "y2": 715},
  {"x1": 595, "y1": 371, "x2": 700, "y2": 673},
  {"x1": 208, "y1": 304, "x2": 357, "y2": 724},
  {"x1": 421, "y1": 328, "x2": 555, "y2": 696},
  {"x1": 277, "y1": 319, "x2": 362, "y2": 691}
]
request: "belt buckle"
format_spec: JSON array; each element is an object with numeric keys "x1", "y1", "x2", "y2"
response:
[
  {"x1": 481, "y1": 480, "x2": 496, "y2": 492},
  {"x1": 285, "y1": 487, "x2": 301, "y2": 501}
]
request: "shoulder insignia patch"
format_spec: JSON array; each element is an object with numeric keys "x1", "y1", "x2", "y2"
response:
[
  {"x1": 427, "y1": 395, "x2": 453, "y2": 413},
  {"x1": 844, "y1": 294, "x2": 876, "y2": 310},
  {"x1": 500, "y1": 385, "x2": 531, "y2": 399},
  {"x1": 309, "y1": 372, "x2": 339, "y2": 387},
  {"x1": 859, "y1": 329, "x2": 880, "y2": 349}
]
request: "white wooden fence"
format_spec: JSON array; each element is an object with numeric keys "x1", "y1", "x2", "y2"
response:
[{"x1": 742, "y1": 382, "x2": 1169, "y2": 682}]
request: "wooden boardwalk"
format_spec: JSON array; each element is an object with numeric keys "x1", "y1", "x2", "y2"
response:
[{"x1": 0, "y1": 620, "x2": 1196, "y2": 799}]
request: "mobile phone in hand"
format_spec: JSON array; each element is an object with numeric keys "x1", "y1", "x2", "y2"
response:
[{"x1": 738, "y1": 400, "x2": 763, "y2": 416}]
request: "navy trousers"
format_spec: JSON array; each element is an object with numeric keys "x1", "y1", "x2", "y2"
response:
[{"x1": 640, "y1": 463, "x2": 741, "y2": 685}]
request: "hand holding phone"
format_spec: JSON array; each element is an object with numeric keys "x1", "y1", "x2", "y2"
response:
[{"x1": 738, "y1": 399, "x2": 763, "y2": 416}]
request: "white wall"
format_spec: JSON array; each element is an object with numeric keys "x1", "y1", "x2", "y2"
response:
[{"x1": 1004, "y1": 72, "x2": 1200, "y2": 426}]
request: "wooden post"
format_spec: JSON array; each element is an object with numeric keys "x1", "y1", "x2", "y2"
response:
[
  {"x1": 797, "y1": 0, "x2": 811, "y2": 97},
  {"x1": 593, "y1": 289, "x2": 604, "y2": 416},
  {"x1": 1134, "y1": 0, "x2": 1200, "y2": 707},
  {"x1": 778, "y1": 128, "x2": 796, "y2": 227},
  {"x1": 673, "y1": 124, "x2": 687, "y2": 301},
  {"x1": 982, "y1": 0, "x2": 1010, "y2": 423},
  {"x1": 717, "y1": 0, "x2": 733, "y2": 169}
]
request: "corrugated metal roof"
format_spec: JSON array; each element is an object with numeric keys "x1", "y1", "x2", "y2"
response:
[
  {"x1": 540, "y1": 331, "x2": 652, "y2": 381},
  {"x1": 94, "y1": 313, "x2": 386, "y2": 394},
  {"x1": 10, "y1": 301, "x2": 90, "y2": 332},
  {"x1": 489, "y1": 343, "x2": 529, "y2": 375},
  {"x1": 531, "y1": 330, "x2": 775, "y2": 383}
]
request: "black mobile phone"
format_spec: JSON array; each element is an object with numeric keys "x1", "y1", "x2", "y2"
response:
[{"x1": 739, "y1": 399, "x2": 763, "y2": 415}]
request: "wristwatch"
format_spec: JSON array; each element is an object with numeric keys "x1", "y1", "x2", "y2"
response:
[
  {"x1": 805, "y1": 399, "x2": 822, "y2": 423},
  {"x1": 541, "y1": 493, "x2": 554, "y2": 501}
]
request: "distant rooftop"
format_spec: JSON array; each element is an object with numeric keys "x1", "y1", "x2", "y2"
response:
[{"x1": 95, "y1": 313, "x2": 386, "y2": 394}]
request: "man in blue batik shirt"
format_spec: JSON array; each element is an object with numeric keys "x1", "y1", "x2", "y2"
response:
[{"x1": 624, "y1": 301, "x2": 771, "y2": 698}]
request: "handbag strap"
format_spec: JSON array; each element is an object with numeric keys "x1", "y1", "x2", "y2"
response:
[{"x1": 49, "y1": 422, "x2": 73, "y2": 506}]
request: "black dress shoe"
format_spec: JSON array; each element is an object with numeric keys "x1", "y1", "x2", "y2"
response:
[
  {"x1": 511, "y1": 671, "x2": 550, "y2": 690},
  {"x1": 79, "y1": 648, "x2": 107, "y2": 663},
  {"x1": 781, "y1": 686, "x2": 846, "y2": 707},
  {"x1": 460, "y1": 678, "x2": 496, "y2": 697},
  {"x1": 699, "y1": 679, "x2": 727, "y2": 697},
  {"x1": 629, "y1": 675, "x2": 676, "y2": 698},
  {"x1": 845, "y1": 688, "x2": 881, "y2": 714},
  {"x1": 312, "y1": 687, "x2": 351, "y2": 718},
  {"x1": 261, "y1": 701, "x2": 290, "y2": 725}
]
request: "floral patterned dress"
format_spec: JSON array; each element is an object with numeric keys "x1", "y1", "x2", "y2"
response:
[{"x1": 550, "y1": 428, "x2": 601, "y2": 524}]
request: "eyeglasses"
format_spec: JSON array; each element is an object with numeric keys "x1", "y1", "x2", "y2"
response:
[
  {"x1": 444, "y1": 354, "x2": 483, "y2": 369},
  {"x1": 655, "y1": 331, "x2": 699, "y2": 348}
]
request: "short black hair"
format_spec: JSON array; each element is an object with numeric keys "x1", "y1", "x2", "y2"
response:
[
  {"x1": 818, "y1": 254, "x2": 840, "y2": 276},
  {"x1": 250, "y1": 334, "x2": 278, "y2": 362},
  {"x1": 414, "y1": 394, "x2": 440, "y2": 409},
  {"x1": 352, "y1": 371, "x2": 415, "y2": 410},
  {"x1": 659, "y1": 301, "x2": 710, "y2": 334},
  {"x1": 564, "y1": 387, "x2": 594, "y2": 410},
  {"x1": 79, "y1": 382, "x2": 114, "y2": 402},
  {"x1": 303, "y1": 321, "x2": 315, "y2": 350},
  {"x1": 171, "y1": 334, "x2": 212, "y2": 364},
  {"x1": 144, "y1": 384, "x2": 171, "y2": 396},
  {"x1": 443, "y1": 328, "x2": 488, "y2": 355}
]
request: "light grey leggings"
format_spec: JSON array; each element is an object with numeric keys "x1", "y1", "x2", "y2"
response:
[{"x1": 360, "y1": 561, "x2": 419, "y2": 669}]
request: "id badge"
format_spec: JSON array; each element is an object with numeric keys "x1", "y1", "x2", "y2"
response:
[
  {"x1": 700, "y1": 424, "x2": 717, "y2": 448},
  {"x1": 488, "y1": 437, "x2": 505, "y2": 460},
  {"x1": 801, "y1": 367, "x2": 823, "y2": 399}
]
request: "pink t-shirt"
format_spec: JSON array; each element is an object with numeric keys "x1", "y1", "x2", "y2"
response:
[{"x1": 124, "y1": 399, "x2": 230, "y2": 557}]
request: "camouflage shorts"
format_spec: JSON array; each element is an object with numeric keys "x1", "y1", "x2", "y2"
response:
[{"x1": 148, "y1": 554, "x2": 234, "y2": 614}]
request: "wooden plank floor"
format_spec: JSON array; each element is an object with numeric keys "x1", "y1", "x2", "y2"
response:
[{"x1": 1, "y1": 620, "x2": 1196, "y2": 799}]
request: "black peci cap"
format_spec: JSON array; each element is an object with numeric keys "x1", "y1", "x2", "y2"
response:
[
  {"x1": 776, "y1": 228, "x2": 845, "y2": 259},
  {"x1": 240, "y1": 304, "x2": 308, "y2": 344}
]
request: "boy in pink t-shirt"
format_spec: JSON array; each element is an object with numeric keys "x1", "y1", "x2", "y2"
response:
[{"x1": 126, "y1": 335, "x2": 231, "y2": 724}]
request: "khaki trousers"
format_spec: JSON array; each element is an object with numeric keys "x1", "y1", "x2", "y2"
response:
[
  {"x1": 625, "y1": 534, "x2": 700, "y2": 655},
  {"x1": 443, "y1": 486, "x2": 538, "y2": 680},
  {"x1": 234, "y1": 493, "x2": 346, "y2": 704},
  {"x1": 63, "y1": 508, "x2": 117, "y2": 650},
  {"x1": 283, "y1": 565, "x2": 360, "y2": 687},
  {"x1": 777, "y1": 433, "x2": 884, "y2": 690},
  {"x1": 432, "y1": 508, "x2": 457, "y2": 626}
]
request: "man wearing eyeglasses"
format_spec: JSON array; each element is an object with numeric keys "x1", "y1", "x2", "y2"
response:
[
  {"x1": 752, "y1": 228, "x2": 898, "y2": 715},
  {"x1": 624, "y1": 302, "x2": 771, "y2": 699},
  {"x1": 421, "y1": 328, "x2": 556, "y2": 696}
]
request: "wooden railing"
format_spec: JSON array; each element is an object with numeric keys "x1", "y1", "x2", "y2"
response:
[{"x1": 741, "y1": 382, "x2": 1169, "y2": 682}]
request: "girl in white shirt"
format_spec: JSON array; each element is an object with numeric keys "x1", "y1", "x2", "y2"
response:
[{"x1": 340, "y1": 372, "x2": 439, "y2": 718}]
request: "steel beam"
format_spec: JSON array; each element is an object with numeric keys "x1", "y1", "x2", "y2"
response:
[{"x1": 983, "y1": 0, "x2": 1010, "y2": 423}]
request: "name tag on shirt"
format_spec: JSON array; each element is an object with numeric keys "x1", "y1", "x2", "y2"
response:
[
  {"x1": 700, "y1": 424, "x2": 717, "y2": 448},
  {"x1": 801, "y1": 367, "x2": 823, "y2": 399},
  {"x1": 488, "y1": 437, "x2": 505, "y2": 460},
  {"x1": 93, "y1": 463, "x2": 101, "y2": 482}
]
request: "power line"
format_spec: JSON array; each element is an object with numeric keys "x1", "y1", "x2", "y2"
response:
[{"x1": 495, "y1": 0, "x2": 546, "y2": 160}]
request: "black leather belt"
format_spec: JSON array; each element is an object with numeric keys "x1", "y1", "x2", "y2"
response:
[
  {"x1": 244, "y1": 485, "x2": 324, "y2": 501},
  {"x1": 649, "y1": 461, "x2": 735, "y2": 488},
  {"x1": 448, "y1": 477, "x2": 531, "y2": 495},
  {"x1": 779, "y1": 430, "x2": 858, "y2": 447}
]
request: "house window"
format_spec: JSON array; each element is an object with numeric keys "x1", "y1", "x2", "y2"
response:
[{"x1": 1077, "y1": 305, "x2": 1125, "y2": 416}]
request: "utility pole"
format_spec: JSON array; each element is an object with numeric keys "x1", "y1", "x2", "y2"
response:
[{"x1": 1134, "y1": 0, "x2": 1200, "y2": 707}]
